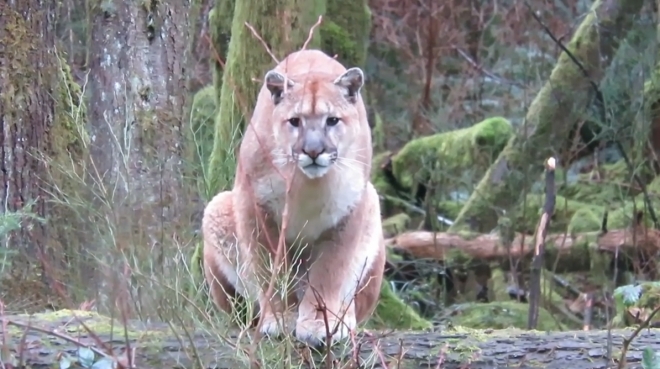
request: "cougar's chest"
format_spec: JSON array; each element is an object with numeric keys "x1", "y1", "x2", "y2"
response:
[
  {"x1": 254, "y1": 173, "x2": 362, "y2": 242},
  {"x1": 285, "y1": 185, "x2": 360, "y2": 242}
]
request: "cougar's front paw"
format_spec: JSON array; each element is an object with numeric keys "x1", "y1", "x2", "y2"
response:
[
  {"x1": 259, "y1": 315, "x2": 285, "y2": 339},
  {"x1": 294, "y1": 318, "x2": 354, "y2": 348}
]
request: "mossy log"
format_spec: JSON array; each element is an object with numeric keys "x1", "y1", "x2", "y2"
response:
[
  {"x1": 390, "y1": 117, "x2": 513, "y2": 192},
  {"x1": 1, "y1": 310, "x2": 658, "y2": 368},
  {"x1": 387, "y1": 227, "x2": 660, "y2": 273},
  {"x1": 449, "y1": 0, "x2": 645, "y2": 233}
]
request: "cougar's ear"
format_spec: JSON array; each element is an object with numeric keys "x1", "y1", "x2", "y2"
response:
[
  {"x1": 265, "y1": 70, "x2": 295, "y2": 105},
  {"x1": 333, "y1": 67, "x2": 364, "y2": 104}
]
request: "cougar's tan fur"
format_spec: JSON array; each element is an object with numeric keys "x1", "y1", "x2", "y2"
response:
[{"x1": 202, "y1": 49, "x2": 385, "y2": 346}]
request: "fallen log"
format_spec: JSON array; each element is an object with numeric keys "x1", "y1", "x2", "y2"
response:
[
  {"x1": 386, "y1": 227, "x2": 660, "y2": 272},
  {"x1": 0, "y1": 310, "x2": 658, "y2": 369}
]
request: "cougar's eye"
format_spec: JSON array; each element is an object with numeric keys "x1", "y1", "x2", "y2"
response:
[
  {"x1": 288, "y1": 117, "x2": 301, "y2": 127},
  {"x1": 326, "y1": 117, "x2": 340, "y2": 126}
]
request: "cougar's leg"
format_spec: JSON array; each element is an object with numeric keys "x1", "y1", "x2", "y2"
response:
[
  {"x1": 294, "y1": 184, "x2": 386, "y2": 346},
  {"x1": 354, "y1": 238, "x2": 386, "y2": 324},
  {"x1": 202, "y1": 191, "x2": 253, "y2": 324}
]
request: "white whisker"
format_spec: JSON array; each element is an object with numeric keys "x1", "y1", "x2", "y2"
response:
[
  {"x1": 337, "y1": 156, "x2": 368, "y2": 167},
  {"x1": 335, "y1": 158, "x2": 360, "y2": 173}
]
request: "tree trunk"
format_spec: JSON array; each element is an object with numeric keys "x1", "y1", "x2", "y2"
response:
[
  {"x1": 0, "y1": 0, "x2": 77, "y2": 301},
  {"x1": 206, "y1": 0, "x2": 326, "y2": 194},
  {"x1": 86, "y1": 0, "x2": 193, "y2": 314},
  {"x1": 0, "y1": 310, "x2": 657, "y2": 369},
  {"x1": 449, "y1": 0, "x2": 645, "y2": 233},
  {"x1": 320, "y1": 0, "x2": 371, "y2": 68},
  {"x1": 187, "y1": 0, "x2": 216, "y2": 94},
  {"x1": 208, "y1": 0, "x2": 235, "y2": 99}
]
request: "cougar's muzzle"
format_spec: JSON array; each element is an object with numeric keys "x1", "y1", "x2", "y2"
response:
[{"x1": 293, "y1": 127, "x2": 338, "y2": 179}]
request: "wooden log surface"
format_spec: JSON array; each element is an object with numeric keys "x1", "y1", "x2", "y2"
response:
[
  {"x1": 387, "y1": 227, "x2": 660, "y2": 262},
  {"x1": 1, "y1": 310, "x2": 658, "y2": 368}
]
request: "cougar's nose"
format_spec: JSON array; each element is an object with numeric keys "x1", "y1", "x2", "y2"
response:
[
  {"x1": 302, "y1": 146, "x2": 325, "y2": 160},
  {"x1": 302, "y1": 130, "x2": 325, "y2": 160}
]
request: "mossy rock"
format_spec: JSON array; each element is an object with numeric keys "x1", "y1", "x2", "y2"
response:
[
  {"x1": 391, "y1": 117, "x2": 513, "y2": 191},
  {"x1": 440, "y1": 193, "x2": 605, "y2": 234},
  {"x1": 371, "y1": 150, "x2": 393, "y2": 195},
  {"x1": 382, "y1": 213, "x2": 411, "y2": 237},
  {"x1": 367, "y1": 282, "x2": 433, "y2": 330},
  {"x1": 607, "y1": 198, "x2": 658, "y2": 229},
  {"x1": 567, "y1": 207, "x2": 603, "y2": 234},
  {"x1": 558, "y1": 161, "x2": 637, "y2": 204},
  {"x1": 449, "y1": 301, "x2": 556, "y2": 331}
]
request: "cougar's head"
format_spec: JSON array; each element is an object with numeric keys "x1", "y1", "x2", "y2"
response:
[{"x1": 264, "y1": 66, "x2": 366, "y2": 180}]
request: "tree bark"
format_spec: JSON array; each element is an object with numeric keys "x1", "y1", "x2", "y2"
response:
[
  {"x1": 320, "y1": 0, "x2": 371, "y2": 68},
  {"x1": 388, "y1": 226, "x2": 660, "y2": 273},
  {"x1": 0, "y1": 0, "x2": 70, "y2": 294},
  {"x1": 208, "y1": 0, "x2": 235, "y2": 98},
  {"x1": 449, "y1": 0, "x2": 645, "y2": 233},
  {"x1": 187, "y1": 0, "x2": 216, "y2": 94},
  {"x1": 86, "y1": 0, "x2": 194, "y2": 313},
  {"x1": 0, "y1": 310, "x2": 657, "y2": 369},
  {"x1": 206, "y1": 0, "x2": 326, "y2": 194}
]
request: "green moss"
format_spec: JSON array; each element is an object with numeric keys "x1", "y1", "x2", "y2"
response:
[
  {"x1": 436, "y1": 200, "x2": 462, "y2": 220},
  {"x1": 442, "y1": 191, "x2": 605, "y2": 235},
  {"x1": 367, "y1": 283, "x2": 432, "y2": 330},
  {"x1": 558, "y1": 160, "x2": 649, "y2": 205},
  {"x1": 382, "y1": 213, "x2": 411, "y2": 236},
  {"x1": 207, "y1": 0, "x2": 326, "y2": 194},
  {"x1": 567, "y1": 207, "x2": 603, "y2": 234},
  {"x1": 448, "y1": 0, "x2": 645, "y2": 233},
  {"x1": 1, "y1": 9, "x2": 90, "y2": 304},
  {"x1": 608, "y1": 199, "x2": 656, "y2": 229},
  {"x1": 371, "y1": 111, "x2": 386, "y2": 152},
  {"x1": 189, "y1": 85, "x2": 218, "y2": 197},
  {"x1": 391, "y1": 117, "x2": 513, "y2": 190},
  {"x1": 449, "y1": 301, "x2": 556, "y2": 331},
  {"x1": 209, "y1": 0, "x2": 236, "y2": 98},
  {"x1": 370, "y1": 150, "x2": 401, "y2": 213},
  {"x1": 517, "y1": 194, "x2": 605, "y2": 234},
  {"x1": 4, "y1": 310, "x2": 166, "y2": 339},
  {"x1": 53, "y1": 54, "x2": 88, "y2": 155},
  {"x1": 320, "y1": 0, "x2": 371, "y2": 68}
]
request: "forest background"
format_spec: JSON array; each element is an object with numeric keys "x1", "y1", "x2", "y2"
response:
[{"x1": 2, "y1": 0, "x2": 660, "y2": 367}]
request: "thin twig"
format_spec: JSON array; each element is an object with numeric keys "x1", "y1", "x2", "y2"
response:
[
  {"x1": 5, "y1": 319, "x2": 111, "y2": 359},
  {"x1": 244, "y1": 22, "x2": 279, "y2": 64},
  {"x1": 301, "y1": 15, "x2": 323, "y2": 51},
  {"x1": 617, "y1": 305, "x2": 660, "y2": 369}
]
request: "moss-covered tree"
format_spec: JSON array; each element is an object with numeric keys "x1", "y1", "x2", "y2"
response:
[
  {"x1": 207, "y1": 0, "x2": 326, "y2": 194},
  {"x1": 208, "y1": 0, "x2": 235, "y2": 102},
  {"x1": 0, "y1": 0, "x2": 84, "y2": 305},
  {"x1": 642, "y1": 0, "x2": 660, "y2": 173},
  {"x1": 449, "y1": 0, "x2": 645, "y2": 233},
  {"x1": 320, "y1": 0, "x2": 371, "y2": 68}
]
